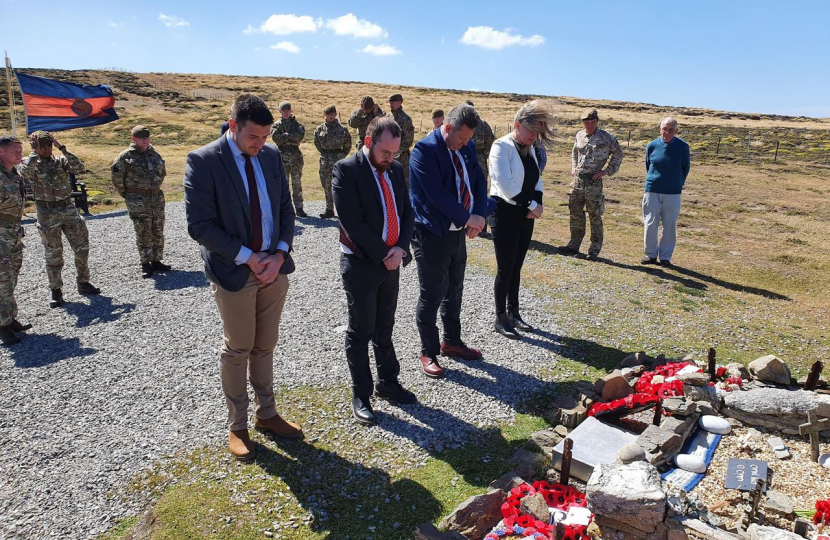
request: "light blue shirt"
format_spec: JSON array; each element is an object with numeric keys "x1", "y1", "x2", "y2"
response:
[{"x1": 226, "y1": 132, "x2": 289, "y2": 264}]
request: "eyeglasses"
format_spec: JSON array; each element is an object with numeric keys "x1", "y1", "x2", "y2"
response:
[{"x1": 371, "y1": 139, "x2": 401, "y2": 160}]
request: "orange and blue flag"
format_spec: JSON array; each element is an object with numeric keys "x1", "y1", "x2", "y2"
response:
[{"x1": 16, "y1": 72, "x2": 118, "y2": 134}]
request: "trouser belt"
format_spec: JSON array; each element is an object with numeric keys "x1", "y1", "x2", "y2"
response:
[{"x1": 125, "y1": 187, "x2": 161, "y2": 196}]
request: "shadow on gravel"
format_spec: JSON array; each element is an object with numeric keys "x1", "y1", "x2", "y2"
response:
[
  {"x1": 523, "y1": 328, "x2": 625, "y2": 372},
  {"x1": 63, "y1": 295, "x2": 136, "y2": 328},
  {"x1": 84, "y1": 210, "x2": 129, "y2": 221},
  {"x1": 151, "y1": 270, "x2": 208, "y2": 290},
  {"x1": 10, "y1": 333, "x2": 96, "y2": 367},
  {"x1": 293, "y1": 216, "x2": 340, "y2": 237}
]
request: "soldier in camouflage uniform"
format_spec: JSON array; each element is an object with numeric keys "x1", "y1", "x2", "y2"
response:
[
  {"x1": 271, "y1": 102, "x2": 307, "y2": 217},
  {"x1": 348, "y1": 96, "x2": 384, "y2": 151},
  {"x1": 111, "y1": 125, "x2": 170, "y2": 278},
  {"x1": 388, "y1": 94, "x2": 415, "y2": 189},
  {"x1": 466, "y1": 101, "x2": 495, "y2": 178},
  {"x1": 0, "y1": 135, "x2": 32, "y2": 345},
  {"x1": 560, "y1": 109, "x2": 623, "y2": 260},
  {"x1": 19, "y1": 131, "x2": 100, "y2": 307},
  {"x1": 432, "y1": 109, "x2": 444, "y2": 129},
  {"x1": 314, "y1": 105, "x2": 351, "y2": 219}
]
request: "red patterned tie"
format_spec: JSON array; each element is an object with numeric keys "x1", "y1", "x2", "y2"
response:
[
  {"x1": 451, "y1": 152, "x2": 471, "y2": 211},
  {"x1": 243, "y1": 154, "x2": 263, "y2": 252},
  {"x1": 378, "y1": 171, "x2": 398, "y2": 247}
]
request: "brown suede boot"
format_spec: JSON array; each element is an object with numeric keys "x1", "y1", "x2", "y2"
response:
[
  {"x1": 254, "y1": 414, "x2": 303, "y2": 439},
  {"x1": 229, "y1": 429, "x2": 255, "y2": 462}
]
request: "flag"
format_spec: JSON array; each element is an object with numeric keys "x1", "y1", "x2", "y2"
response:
[{"x1": 16, "y1": 72, "x2": 118, "y2": 134}]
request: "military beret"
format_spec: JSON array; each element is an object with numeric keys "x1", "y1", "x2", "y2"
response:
[
  {"x1": 431, "y1": 109, "x2": 444, "y2": 119},
  {"x1": 131, "y1": 125, "x2": 150, "y2": 138},
  {"x1": 465, "y1": 100, "x2": 474, "y2": 107},
  {"x1": 279, "y1": 101, "x2": 292, "y2": 111},
  {"x1": 361, "y1": 96, "x2": 374, "y2": 108},
  {"x1": 581, "y1": 109, "x2": 599, "y2": 121},
  {"x1": 32, "y1": 130, "x2": 52, "y2": 143},
  {"x1": 324, "y1": 105, "x2": 337, "y2": 115},
  {"x1": 388, "y1": 94, "x2": 403, "y2": 103}
]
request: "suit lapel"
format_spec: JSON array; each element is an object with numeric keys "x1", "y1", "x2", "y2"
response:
[
  {"x1": 219, "y1": 136, "x2": 251, "y2": 223},
  {"x1": 357, "y1": 149, "x2": 383, "y2": 210}
]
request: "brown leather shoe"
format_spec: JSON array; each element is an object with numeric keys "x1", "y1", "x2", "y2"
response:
[
  {"x1": 440, "y1": 342, "x2": 482, "y2": 360},
  {"x1": 420, "y1": 355, "x2": 444, "y2": 378},
  {"x1": 254, "y1": 413, "x2": 303, "y2": 439},
  {"x1": 229, "y1": 429, "x2": 255, "y2": 462}
]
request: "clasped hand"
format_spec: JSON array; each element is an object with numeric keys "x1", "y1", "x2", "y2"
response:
[
  {"x1": 383, "y1": 246, "x2": 405, "y2": 271},
  {"x1": 465, "y1": 214, "x2": 486, "y2": 239},
  {"x1": 245, "y1": 252, "x2": 284, "y2": 284}
]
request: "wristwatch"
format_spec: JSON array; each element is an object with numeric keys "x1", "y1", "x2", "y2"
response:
[{"x1": 276, "y1": 249, "x2": 288, "y2": 259}]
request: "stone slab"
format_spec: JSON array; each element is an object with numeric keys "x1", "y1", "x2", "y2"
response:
[{"x1": 551, "y1": 416, "x2": 639, "y2": 482}]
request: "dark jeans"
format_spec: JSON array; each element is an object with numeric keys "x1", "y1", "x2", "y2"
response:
[
  {"x1": 411, "y1": 225, "x2": 467, "y2": 358},
  {"x1": 340, "y1": 254, "x2": 401, "y2": 399},
  {"x1": 491, "y1": 202, "x2": 534, "y2": 315}
]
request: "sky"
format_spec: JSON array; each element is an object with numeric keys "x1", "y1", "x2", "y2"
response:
[{"x1": 2, "y1": 0, "x2": 829, "y2": 117}]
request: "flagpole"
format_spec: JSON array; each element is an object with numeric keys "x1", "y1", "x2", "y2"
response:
[{"x1": 4, "y1": 52, "x2": 17, "y2": 136}]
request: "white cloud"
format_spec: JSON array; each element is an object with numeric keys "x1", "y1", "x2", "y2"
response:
[
  {"x1": 326, "y1": 13, "x2": 387, "y2": 39},
  {"x1": 108, "y1": 21, "x2": 124, "y2": 28},
  {"x1": 158, "y1": 13, "x2": 190, "y2": 28},
  {"x1": 460, "y1": 26, "x2": 545, "y2": 50},
  {"x1": 270, "y1": 41, "x2": 301, "y2": 54},
  {"x1": 245, "y1": 14, "x2": 320, "y2": 35},
  {"x1": 360, "y1": 44, "x2": 401, "y2": 56}
]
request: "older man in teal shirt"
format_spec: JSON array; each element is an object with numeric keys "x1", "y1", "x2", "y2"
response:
[{"x1": 641, "y1": 116, "x2": 690, "y2": 267}]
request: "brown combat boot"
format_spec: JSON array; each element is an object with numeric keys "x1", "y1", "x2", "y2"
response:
[
  {"x1": 229, "y1": 429, "x2": 255, "y2": 462},
  {"x1": 254, "y1": 413, "x2": 303, "y2": 439}
]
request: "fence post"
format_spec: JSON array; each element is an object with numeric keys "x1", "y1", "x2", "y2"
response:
[
  {"x1": 774, "y1": 141, "x2": 780, "y2": 162},
  {"x1": 627, "y1": 130, "x2": 631, "y2": 148},
  {"x1": 716, "y1": 136, "x2": 721, "y2": 155},
  {"x1": 746, "y1": 136, "x2": 750, "y2": 159}
]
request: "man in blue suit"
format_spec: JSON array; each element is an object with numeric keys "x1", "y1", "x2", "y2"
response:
[
  {"x1": 409, "y1": 103, "x2": 488, "y2": 378},
  {"x1": 184, "y1": 94, "x2": 302, "y2": 462}
]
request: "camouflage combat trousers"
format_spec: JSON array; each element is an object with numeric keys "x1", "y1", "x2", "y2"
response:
[
  {"x1": 319, "y1": 152, "x2": 345, "y2": 212},
  {"x1": 126, "y1": 191, "x2": 165, "y2": 264},
  {"x1": 567, "y1": 172, "x2": 605, "y2": 256},
  {"x1": 36, "y1": 204, "x2": 91, "y2": 290},
  {"x1": 477, "y1": 153, "x2": 489, "y2": 181},
  {"x1": 280, "y1": 148, "x2": 304, "y2": 211},
  {"x1": 395, "y1": 149, "x2": 412, "y2": 190},
  {"x1": 0, "y1": 224, "x2": 24, "y2": 326}
]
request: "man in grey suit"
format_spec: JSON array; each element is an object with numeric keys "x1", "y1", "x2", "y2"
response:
[{"x1": 184, "y1": 94, "x2": 302, "y2": 462}]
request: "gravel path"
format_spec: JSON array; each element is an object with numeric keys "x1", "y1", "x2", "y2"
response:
[{"x1": 0, "y1": 202, "x2": 573, "y2": 540}]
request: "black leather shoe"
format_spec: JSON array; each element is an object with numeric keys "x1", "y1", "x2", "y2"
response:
[
  {"x1": 508, "y1": 310, "x2": 533, "y2": 331},
  {"x1": 151, "y1": 260, "x2": 172, "y2": 271},
  {"x1": 658, "y1": 259, "x2": 672, "y2": 267},
  {"x1": 640, "y1": 257, "x2": 658, "y2": 265},
  {"x1": 557, "y1": 245, "x2": 578, "y2": 256},
  {"x1": 494, "y1": 313, "x2": 521, "y2": 339},
  {"x1": 319, "y1": 209, "x2": 335, "y2": 219},
  {"x1": 586, "y1": 254, "x2": 599, "y2": 261},
  {"x1": 375, "y1": 381, "x2": 417, "y2": 404},
  {"x1": 296, "y1": 208, "x2": 308, "y2": 218},
  {"x1": 9, "y1": 319, "x2": 32, "y2": 332},
  {"x1": 77, "y1": 282, "x2": 101, "y2": 295},
  {"x1": 50, "y1": 288, "x2": 64, "y2": 308},
  {"x1": 0, "y1": 325, "x2": 21, "y2": 346},
  {"x1": 351, "y1": 397, "x2": 376, "y2": 426},
  {"x1": 141, "y1": 262, "x2": 154, "y2": 279}
]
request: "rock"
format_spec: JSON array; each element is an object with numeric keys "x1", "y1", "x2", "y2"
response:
[
  {"x1": 677, "y1": 372, "x2": 711, "y2": 386},
  {"x1": 677, "y1": 517, "x2": 743, "y2": 540},
  {"x1": 488, "y1": 471, "x2": 525, "y2": 493},
  {"x1": 661, "y1": 414, "x2": 699, "y2": 441},
  {"x1": 586, "y1": 461, "x2": 667, "y2": 534},
  {"x1": 545, "y1": 407, "x2": 562, "y2": 425},
  {"x1": 414, "y1": 523, "x2": 468, "y2": 540},
  {"x1": 675, "y1": 454, "x2": 707, "y2": 473},
  {"x1": 620, "y1": 352, "x2": 651, "y2": 368},
  {"x1": 696, "y1": 402, "x2": 720, "y2": 416},
  {"x1": 595, "y1": 370, "x2": 635, "y2": 401},
  {"x1": 554, "y1": 424, "x2": 570, "y2": 438},
  {"x1": 748, "y1": 355, "x2": 792, "y2": 385},
  {"x1": 721, "y1": 388, "x2": 830, "y2": 435},
  {"x1": 820, "y1": 454, "x2": 830, "y2": 469},
  {"x1": 683, "y1": 384, "x2": 721, "y2": 411},
  {"x1": 616, "y1": 442, "x2": 646, "y2": 464},
  {"x1": 636, "y1": 425, "x2": 683, "y2": 467},
  {"x1": 520, "y1": 493, "x2": 550, "y2": 522},
  {"x1": 653, "y1": 354, "x2": 669, "y2": 367},
  {"x1": 699, "y1": 415, "x2": 732, "y2": 435},
  {"x1": 586, "y1": 521, "x2": 603, "y2": 538},
  {"x1": 663, "y1": 398, "x2": 697, "y2": 417},
  {"x1": 531, "y1": 429, "x2": 562, "y2": 453},
  {"x1": 560, "y1": 405, "x2": 588, "y2": 428},
  {"x1": 439, "y1": 490, "x2": 506, "y2": 539},
  {"x1": 764, "y1": 490, "x2": 794, "y2": 516},
  {"x1": 509, "y1": 448, "x2": 547, "y2": 479},
  {"x1": 727, "y1": 363, "x2": 752, "y2": 380},
  {"x1": 792, "y1": 517, "x2": 814, "y2": 538},
  {"x1": 748, "y1": 524, "x2": 805, "y2": 540}
]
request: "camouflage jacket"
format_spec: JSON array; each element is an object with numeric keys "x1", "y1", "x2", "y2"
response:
[
  {"x1": 472, "y1": 120, "x2": 495, "y2": 156},
  {"x1": 571, "y1": 128, "x2": 623, "y2": 176},
  {"x1": 271, "y1": 116, "x2": 305, "y2": 152},
  {"x1": 111, "y1": 143, "x2": 166, "y2": 195},
  {"x1": 0, "y1": 165, "x2": 25, "y2": 221},
  {"x1": 390, "y1": 108, "x2": 415, "y2": 150},
  {"x1": 348, "y1": 107, "x2": 385, "y2": 146},
  {"x1": 314, "y1": 120, "x2": 352, "y2": 155},
  {"x1": 19, "y1": 148, "x2": 84, "y2": 201}
]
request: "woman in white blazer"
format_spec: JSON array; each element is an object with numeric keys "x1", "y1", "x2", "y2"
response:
[{"x1": 488, "y1": 100, "x2": 555, "y2": 339}]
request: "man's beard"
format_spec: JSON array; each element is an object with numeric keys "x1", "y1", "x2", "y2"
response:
[{"x1": 368, "y1": 148, "x2": 390, "y2": 172}]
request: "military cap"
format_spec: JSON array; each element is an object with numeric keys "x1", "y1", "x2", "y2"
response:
[
  {"x1": 131, "y1": 125, "x2": 151, "y2": 138},
  {"x1": 279, "y1": 101, "x2": 292, "y2": 111},
  {"x1": 32, "y1": 130, "x2": 52, "y2": 143},
  {"x1": 431, "y1": 109, "x2": 444, "y2": 119},
  {"x1": 388, "y1": 93, "x2": 403, "y2": 103},
  {"x1": 361, "y1": 96, "x2": 374, "y2": 109},
  {"x1": 580, "y1": 109, "x2": 599, "y2": 121},
  {"x1": 324, "y1": 105, "x2": 337, "y2": 115}
]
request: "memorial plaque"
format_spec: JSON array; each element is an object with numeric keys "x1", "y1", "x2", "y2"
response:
[
  {"x1": 551, "y1": 416, "x2": 638, "y2": 482},
  {"x1": 724, "y1": 458, "x2": 768, "y2": 491}
]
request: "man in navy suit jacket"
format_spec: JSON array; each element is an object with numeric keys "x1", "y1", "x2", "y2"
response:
[
  {"x1": 409, "y1": 103, "x2": 488, "y2": 378},
  {"x1": 184, "y1": 94, "x2": 302, "y2": 462}
]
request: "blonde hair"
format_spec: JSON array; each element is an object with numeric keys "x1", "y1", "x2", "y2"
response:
[{"x1": 514, "y1": 100, "x2": 556, "y2": 142}]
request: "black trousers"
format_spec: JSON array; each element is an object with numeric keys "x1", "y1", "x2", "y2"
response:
[
  {"x1": 340, "y1": 253, "x2": 401, "y2": 399},
  {"x1": 491, "y1": 202, "x2": 535, "y2": 315},
  {"x1": 411, "y1": 225, "x2": 467, "y2": 357}
]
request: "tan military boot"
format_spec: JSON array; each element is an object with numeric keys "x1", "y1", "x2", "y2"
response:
[
  {"x1": 254, "y1": 414, "x2": 303, "y2": 439},
  {"x1": 229, "y1": 429, "x2": 255, "y2": 462}
]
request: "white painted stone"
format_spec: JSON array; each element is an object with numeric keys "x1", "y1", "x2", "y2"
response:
[
  {"x1": 675, "y1": 454, "x2": 707, "y2": 473},
  {"x1": 820, "y1": 454, "x2": 830, "y2": 469},
  {"x1": 699, "y1": 415, "x2": 732, "y2": 435}
]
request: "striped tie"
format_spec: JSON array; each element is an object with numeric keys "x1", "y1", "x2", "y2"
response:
[{"x1": 451, "y1": 152, "x2": 471, "y2": 212}]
